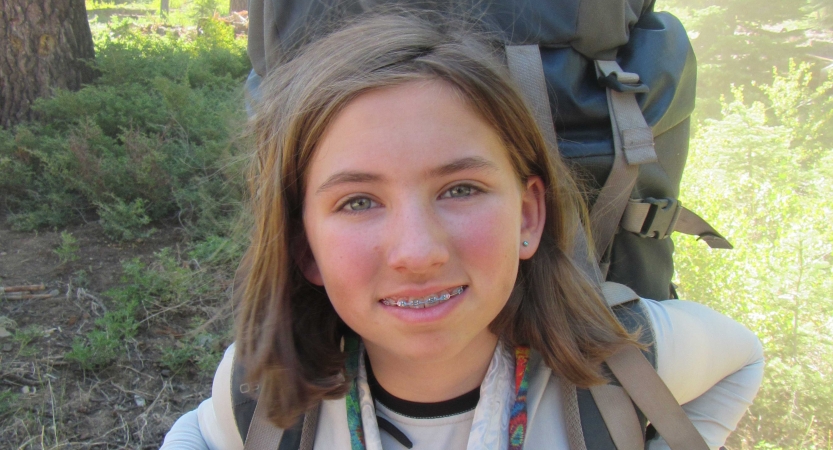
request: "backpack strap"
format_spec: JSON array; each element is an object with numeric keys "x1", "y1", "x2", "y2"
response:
[
  {"x1": 588, "y1": 385, "x2": 644, "y2": 449},
  {"x1": 621, "y1": 198, "x2": 733, "y2": 249},
  {"x1": 598, "y1": 282, "x2": 710, "y2": 450},
  {"x1": 233, "y1": 350, "x2": 313, "y2": 450},
  {"x1": 504, "y1": 45, "x2": 559, "y2": 156},
  {"x1": 589, "y1": 60, "x2": 657, "y2": 272},
  {"x1": 505, "y1": 44, "x2": 604, "y2": 287},
  {"x1": 232, "y1": 357, "x2": 259, "y2": 442},
  {"x1": 579, "y1": 294, "x2": 655, "y2": 450},
  {"x1": 593, "y1": 60, "x2": 733, "y2": 255},
  {"x1": 245, "y1": 395, "x2": 288, "y2": 450}
]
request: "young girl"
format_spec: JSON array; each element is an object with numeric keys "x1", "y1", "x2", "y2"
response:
[{"x1": 162, "y1": 12, "x2": 763, "y2": 450}]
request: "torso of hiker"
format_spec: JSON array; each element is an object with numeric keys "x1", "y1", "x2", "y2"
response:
[{"x1": 161, "y1": 298, "x2": 764, "y2": 450}]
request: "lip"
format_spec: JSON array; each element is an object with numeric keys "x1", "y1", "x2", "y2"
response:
[{"x1": 379, "y1": 285, "x2": 468, "y2": 324}]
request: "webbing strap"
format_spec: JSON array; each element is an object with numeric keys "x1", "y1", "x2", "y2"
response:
[
  {"x1": 674, "y1": 207, "x2": 734, "y2": 249},
  {"x1": 505, "y1": 45, "x2": 559, "y2": 154},
  {"x1": 622, "y1": 200, "x2": 733, "y2": 248},
  {"x1": 601, "y1": 281, "x2": 640, "y2": 307},
  {"x1": 560, "y1": 378, "x2": 589, "y2": 450},
  {"x1": 588, "y1": 385, "x2": 644, "y2": 450},
  {"x1": 596, "y1": 282, "x2": 644, "y2": 450},
  {"x1": 606, "y1": 345, "x2": 711, "y2": 450},
  {"x1": 590, "y1": 60, "x2": 657, "y2": 264},
  {"x1": 505, "y1": 44, "x2": 603, "y2": 286},
  {"x1": 299, "y1": 403, "x2": 319, "y2": 450},
  {"x1": 244, "y1": 395, "x2": 284, "y2": 450}
]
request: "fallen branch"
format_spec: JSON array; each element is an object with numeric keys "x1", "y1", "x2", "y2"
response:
[
  {"x1": 0, "y1": 284, "x2": 46, "y2": 294},
  {"x1": 1, "y1": 372, "x2": 40, "y2": 387},
  {"x1": 2, "y1": 289, "x2": 59, "y2": 300}
]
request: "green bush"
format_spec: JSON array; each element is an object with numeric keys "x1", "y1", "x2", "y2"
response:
[
  {"x1": 97, "y1": 197, "x2": 154, "y2": 241},
  {"x1": 188, "y1": 234, "x2": 244, "y2": 267},
  {"x1": 675, "y1": 62, "x2": 833, "y2": 448},
  {"x1": 54, "y1": 231, "x2": 80, "y2": 263},
  {"x1": 160, "y1": 333, "x2": 225, "y2": 377},
  {"x1": 67, "y1": 248, "x2": 206, "y2": 370},
  {"x1": 0, "y1": 17, "x2": 248, "y2": 238},
  {"x1": 66, "y1": 294, "x2": 140, "y2": 370},
  {"x1": 108, "y1": 249, "x2": 194, "y2": 308}
]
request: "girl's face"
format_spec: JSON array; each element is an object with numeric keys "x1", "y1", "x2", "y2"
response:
[{"x1": 301, "y1": 80, "x2": 545, "y2": 366}]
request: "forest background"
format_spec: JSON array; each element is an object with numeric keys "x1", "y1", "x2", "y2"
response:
[{"x1": 0, "y1": 0, "x2": 831, "y2": 448}]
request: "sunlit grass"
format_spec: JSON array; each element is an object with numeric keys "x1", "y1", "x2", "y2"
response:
[{"x1": 85, "y1": 0, "x2": 231, "y2": 28}]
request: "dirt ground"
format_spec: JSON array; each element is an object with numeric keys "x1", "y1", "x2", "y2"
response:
[{"x1": 0, "y1": 216, "x2": 230, "y2": 448}]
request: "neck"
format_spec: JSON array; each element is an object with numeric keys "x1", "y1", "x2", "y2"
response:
[{"x1": 363, "y1": 331, "x2": 499, "y2": 403}]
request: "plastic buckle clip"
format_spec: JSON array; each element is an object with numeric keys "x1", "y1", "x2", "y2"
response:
[
  {"x1": 598, "y1": 73, "x2": 650, "y2": 94},
  {"x1": 639, "y1": 197, "x2": 681, "y2": 239}
]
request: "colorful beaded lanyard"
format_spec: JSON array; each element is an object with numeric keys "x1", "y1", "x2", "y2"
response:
[{"x1": 344, "y1": 337, "x2": 532, "y2": 450}]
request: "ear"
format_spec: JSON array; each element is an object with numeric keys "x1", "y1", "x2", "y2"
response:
[
  {"x1": 294, "y1": 236, "x2": 325, "y2": 286},
  {"x1": 519, "y1": 176, "x2": 546, "y2": 260}
]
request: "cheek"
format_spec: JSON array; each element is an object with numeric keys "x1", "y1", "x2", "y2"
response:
[
  {"x1": 308, "y1": 220, "x2": 381, "y2": 301},
  {"x1": 448, "y1": 201, "x2": 520, "y2": 282}
]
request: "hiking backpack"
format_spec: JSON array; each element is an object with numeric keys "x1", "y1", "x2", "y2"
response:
[{"x1": 237, "y1": 0, "x2": 732, "y2": 448}]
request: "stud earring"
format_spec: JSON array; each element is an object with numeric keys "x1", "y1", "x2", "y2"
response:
[{"x1": 522, "y1": 241, "x2": 529, "y2": 247}]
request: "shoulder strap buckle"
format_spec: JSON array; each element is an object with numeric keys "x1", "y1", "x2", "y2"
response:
[
  {"x1": 623, "y1": 197, "x2": 682, "y2": 240},
  {"x1": 595, "y1": 60, "x2": 650, "y2": 93}
]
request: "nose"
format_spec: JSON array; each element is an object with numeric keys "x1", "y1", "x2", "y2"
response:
[{"x1": 385, "y1": 201, "x2": 450, "y2": 274}]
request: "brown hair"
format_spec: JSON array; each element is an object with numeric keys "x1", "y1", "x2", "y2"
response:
[{"x1": 236, "y1": 10, "x2": 634, "y2": 428}]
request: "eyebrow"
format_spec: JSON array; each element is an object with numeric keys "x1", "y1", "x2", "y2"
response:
[
  {"x1": 315, "y1": 156, "x2": 499, "y2": 194},
  {"x1": 316, "y1": 171, "x2": 384, "y2": 194},
  {"x1": 428, "y1": 156, "x2": 499, "y2": 178}
]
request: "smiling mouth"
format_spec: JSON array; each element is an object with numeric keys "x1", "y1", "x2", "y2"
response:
[{"x1": 380, "y1": 286, "x2": 466, "y2": 309}]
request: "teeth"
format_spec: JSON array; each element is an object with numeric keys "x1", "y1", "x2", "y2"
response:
[{"x1": 381, "y1": 286, "x2": 465, "y2": 309}]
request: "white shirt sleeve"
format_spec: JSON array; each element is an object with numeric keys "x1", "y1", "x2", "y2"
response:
[
  {"x1": 160, "y1": 408, "x2": 211, "y2": 450},
  {"x1": 161, "y1": 344, "x2": 244, "y2": 450},
  {"x1": 642, "y1": 299, "x2": 765, "y2": 450}
]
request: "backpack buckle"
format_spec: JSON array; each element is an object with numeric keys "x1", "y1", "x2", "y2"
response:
[
  {"x1": 636, "y1": 197, "x2": 682, "y2": 239},
  {"x1": 595, "y1": 60, "x2": 650, "y2": 93},
  {"x1": 239, "y1": 383, "x2": 260, "y2": 394}
]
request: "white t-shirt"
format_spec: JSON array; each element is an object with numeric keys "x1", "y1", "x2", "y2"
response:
[{"x1": 161, "y1": 299, "x2": 764, "y2": 450}]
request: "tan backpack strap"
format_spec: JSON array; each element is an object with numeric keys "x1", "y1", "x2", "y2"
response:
[
  {"x1": 590, "y1": 61, "x2": 658, "y2": 268},
  {"x1": 601, "y1": 281, "x2": 641, "y2": 307},
  {"x1": 504, "y1": 44, "x2": 604, "y2": 286},
  {"x1": 594, "y1": 282, "x2": 645, "y2": 450},
  {"x1": 559, "y1": 378, "x2": 589, "y2": 450},
  {"x1": 606, "y1": 346, "x2": 710, "y2": 450},
  {"x1": 599, "y1": 282, "x2": 709, "y2": 449},
  {"x1": 505, "y1": 45, "x2": 559, "y2": 155},
  {"x1": 588, "y1": 384, "x2": 644, "y2": 450},
  {"x1": 299, "y1": 402, "x2": 320, "y2": 450},
  {"x1": 621, "y1": 199, "x2": 733, "y2": 249},
  {"x1": 244, "y1": 396, "x2": 284, "y2": 450}
]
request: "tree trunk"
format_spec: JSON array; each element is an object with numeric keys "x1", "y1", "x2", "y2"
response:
[
  {"x1": 0, "y1": 0, "x2": 96, "y2": 128},
  {"x1": 230, "y1": 0, "x2": 248, "y2": 13},
  {"x1": 161, "y1": 0, "x2": 169, "y2": 17}
]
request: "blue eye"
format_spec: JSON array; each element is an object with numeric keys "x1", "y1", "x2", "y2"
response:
[
  {"x1": 442, "y1": 184, "x2": 479, "y2": 198},
  {"x1": 342, "y1": 197, "x2": 376, "y2": 212}
]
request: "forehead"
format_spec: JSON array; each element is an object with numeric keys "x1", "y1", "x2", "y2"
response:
[{"x1": 307, "y1": 79, "x2": 519, "y2": 187}]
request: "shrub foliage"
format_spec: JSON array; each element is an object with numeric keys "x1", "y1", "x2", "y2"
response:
[
  {"x1": 676, "y1": 62, "x2": 833, "y2": 448},
  {"x1": 0, "y1": 18, "x2": 249, "y2": 239}
]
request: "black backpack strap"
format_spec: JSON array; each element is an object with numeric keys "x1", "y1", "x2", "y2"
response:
[
  {"x1": 232, "y1": 357, "x2": 259, "y2": 442},
  {"x1": 232, "y1": 354, "x2": 310, "y2": 449}
]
